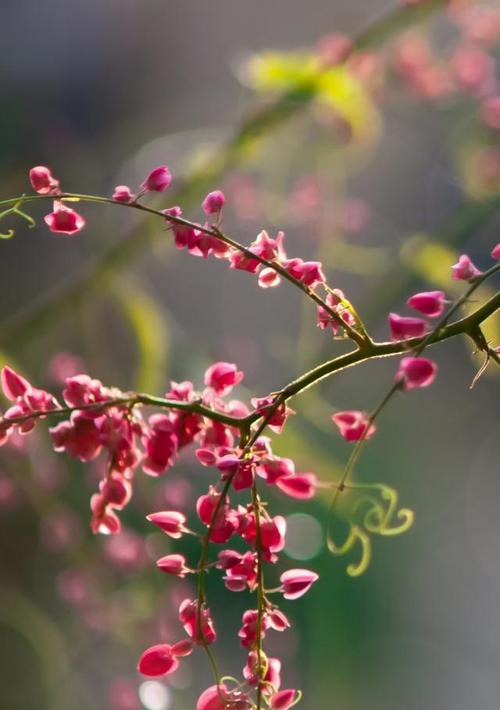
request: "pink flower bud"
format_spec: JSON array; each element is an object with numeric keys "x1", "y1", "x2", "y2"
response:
[
  {"x1": 406, "y1": 290, "x2": 446, "y2": 318},
  {"x1": 137, "y1": 644, "x2": 178, "y2": 677},
  {"x1": 331, "y1": 410, "x2": 375, "y2": 442},
  {"x1": 204, "y1": 361, "x2": 243, "y2": 396},
  {"x1": 397, "y1": 357, "x2": 437, "y2": 390},
  {"x1": 202, "y1": 190, "x2": 225, "y2": 215},
  {"x1": 44, "y1": 200, "x2": 86, "y2": 235},
  {"x1": 280, "y1": 568, "x2": 318, "y2": 600},
  {"x1": 29, "y1": 165, "x2": 60, "y2": 195},
  {"x1": 388, "y1": 313, "x2": 427, "y2": 341},
  {"x1": 141, "y1": 165, "x2": 172, "y2": 193},
  {"x1": 491, "y1": 243, "x2": 500, "y2": 260},
  {"x1": 451, "y1": 254, "x2": 482, "y2": 281},
  {"x1": 156, "y1": 553, "x2": 191, "y2": 577},
  {"x1": 270, "y1": 689, "x2": 300, "y2": 709},
  {"x1": 146, "y1": 510, "x2": 188, "y2": 538},
  {"x1": 112, "y1": 185, "x2": 134, "y2": 203}
]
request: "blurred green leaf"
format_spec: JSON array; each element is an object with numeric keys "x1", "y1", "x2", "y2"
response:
[{"x1": 111, "y1": 282, "x2": 169, "y2": 393}]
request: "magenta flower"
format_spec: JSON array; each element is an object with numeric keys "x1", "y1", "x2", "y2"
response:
[
  {"x1": 146, "y1": 510, "x2": 188, "y2": 538},
  {"x1": 156, "y1": 553, "x2": 191, "y2": 578},
  {"x1": 179, "y1": 598, "x2": 216, "y2": 644},
  {"x1": 204, "y1": 361, "x2": 243, "y2": 396},
  {"x1": 141, "y1": 165, "x2": 172, "y2": 192},
  {"x1": 491, "y1": 243, "x2": 500, "y2": 260},
  {"x1": 407, "y1": 290, "x2": 446, "y2": 318},
  {"x1": 44, "y1": 200, "x2": 86, "y2": 235},
  {"x1": 29, "y1": 165, "x2": 60, "y2": 195},
  {"x1": 280, "y1": 568, "x2": 319, "y2": 600},
  {"x1": 388, "y1": 313, "x2": 427, "y2": 341},
  {"x1": 451, "y1": 254, "x2": 482, "y2": 281},
  {"x1": 397, "y1": 357, "x2": 437, "y2": 390},
  {"x1": 332, "y1": 410, "x2": 375, "y2": 442},
  {"x1": 202, "y1": 189, "x2": 225, "y2": 215},
  {"x1": 137, "y1": 644, "x2": 179, "y2": 677},
  {"x1": 197, "y1": 685, "x2": 250, "y2": 710}
]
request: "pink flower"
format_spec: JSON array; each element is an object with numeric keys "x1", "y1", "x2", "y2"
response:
[
  {"x1": 280, "y1": 568, "x2": 319, "y2": 600},
  {"x1": 29, "y1": 165, "x2": 60, "y2": 195},
  {"x1": 137, "y1": 644, "x2": 178, "y2": 677},
  {"x1": 204, "y1": 362, "x2": 243, "y2": 396},
  {"x1": 44, "y1": 200, "x2": 86, "y2": 235},
  {"x1": 179, "y1": 598, "x2": 216, "y2": 644},
  {"x1": 397, "y1": 357, "x2": 437, "y2": 390},
  {"x1": 317, "y1": 289, "x2": 356, "y2": 334},
  {"x1": 282, "y1": 258, "x2": 326, "y2": 287},
  {"x1": 481, "y1": 95, "x2": 500, "y2": 130},
  {"x1": 332, "y1": 410, "x2": 375, "y2": 442},
  {"x1": 258, "y1": 267, "x2": 281, "y2": 288},
  {"x1": 270, "y1": 689, "x2": 300, "y2": 709},
  {"x1": 251, "y1": 396, "x2": 294, "y2": 434},
  {"x1": 267, "y1": 608, "x2": 290, "y2": 631},
  {"x1": 1, "y1": 366, "x2": 30, "y2": 400},
  {"x1": 141, "y1": 165, "x2": 172, "y2": 193},
  {"x1": 451, "y1": 254, "x2": 482, "y2": 281},
  {"x1": 276, "y1": 473, "x2": 317, "y2": 500},
  {"x1": 407, "y1": 290, "x2": 446, "y2": 318},
  {"x1": 259, "y1": 515, "x2": 287, "y2": 557},
  {"x1": 112, "y1": 185, "x2": 134, "y2": 203},
  {"x1": 142, "y1": 414, "x2": 178, "y2": 476},
  {"x1": 388, "y1": 313, "x2": 427, "y2": 341},
  {"x1": 202, "y1": 190, "x2": 225, "y2": 215},
  {"x1": 197, "y1": 685, "x2": 251, "y2": 710},
  {"x1": 156, "y1": 553, "x2": 191, "y2": 577},
  {"x1": 146, "y1": 510, "x2": 188, "y2": 538},
  {"x1": 491, "y1": 243, "x2": 500, "y2": 260},
  {"x1": 452, "y1": 45, "x2": 494, "y2": 95}
]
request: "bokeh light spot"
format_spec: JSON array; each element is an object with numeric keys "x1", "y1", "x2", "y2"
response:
[
  {"x1": 284, "y1": 513, "x2": 323, "y2": 560},
  {"x1": 139, "y1": 681, "x2": 171, "y2": 710}
]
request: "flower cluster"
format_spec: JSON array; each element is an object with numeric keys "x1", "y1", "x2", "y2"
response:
[{"x1": 0, "y1": 153, "x2": 498, "y2": 709}]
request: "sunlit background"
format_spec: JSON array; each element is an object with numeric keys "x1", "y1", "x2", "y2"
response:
[{"x1": 1, "y1": 1, "x2": 500, "y2": 709}]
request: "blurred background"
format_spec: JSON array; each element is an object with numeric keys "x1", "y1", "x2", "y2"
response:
[{"x1": 0, "y1": 1, "x2": 500, "y2": 708}]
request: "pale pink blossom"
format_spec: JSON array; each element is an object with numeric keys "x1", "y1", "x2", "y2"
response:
[
  {"x1": 280, "y1": 568, "x2": 319, "y2": 600},
  {"x1": 112, "y1": 185, "x2": 134, "y2": 202},
  {"x1": 451, "y1": 254, "x2": 482, "y2": 281}
]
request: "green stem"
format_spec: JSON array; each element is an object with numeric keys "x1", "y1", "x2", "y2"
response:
[{"x1": 251, "y1": 481, "x2": 266, "y2": 710}]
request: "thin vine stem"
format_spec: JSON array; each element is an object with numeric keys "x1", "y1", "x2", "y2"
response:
[
  {"x1": 0, "y1": 192, "x2": 366, "y2": 344},
  {"x1": 327, "y1": 261, "x2": 500, "y2": 549}
]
